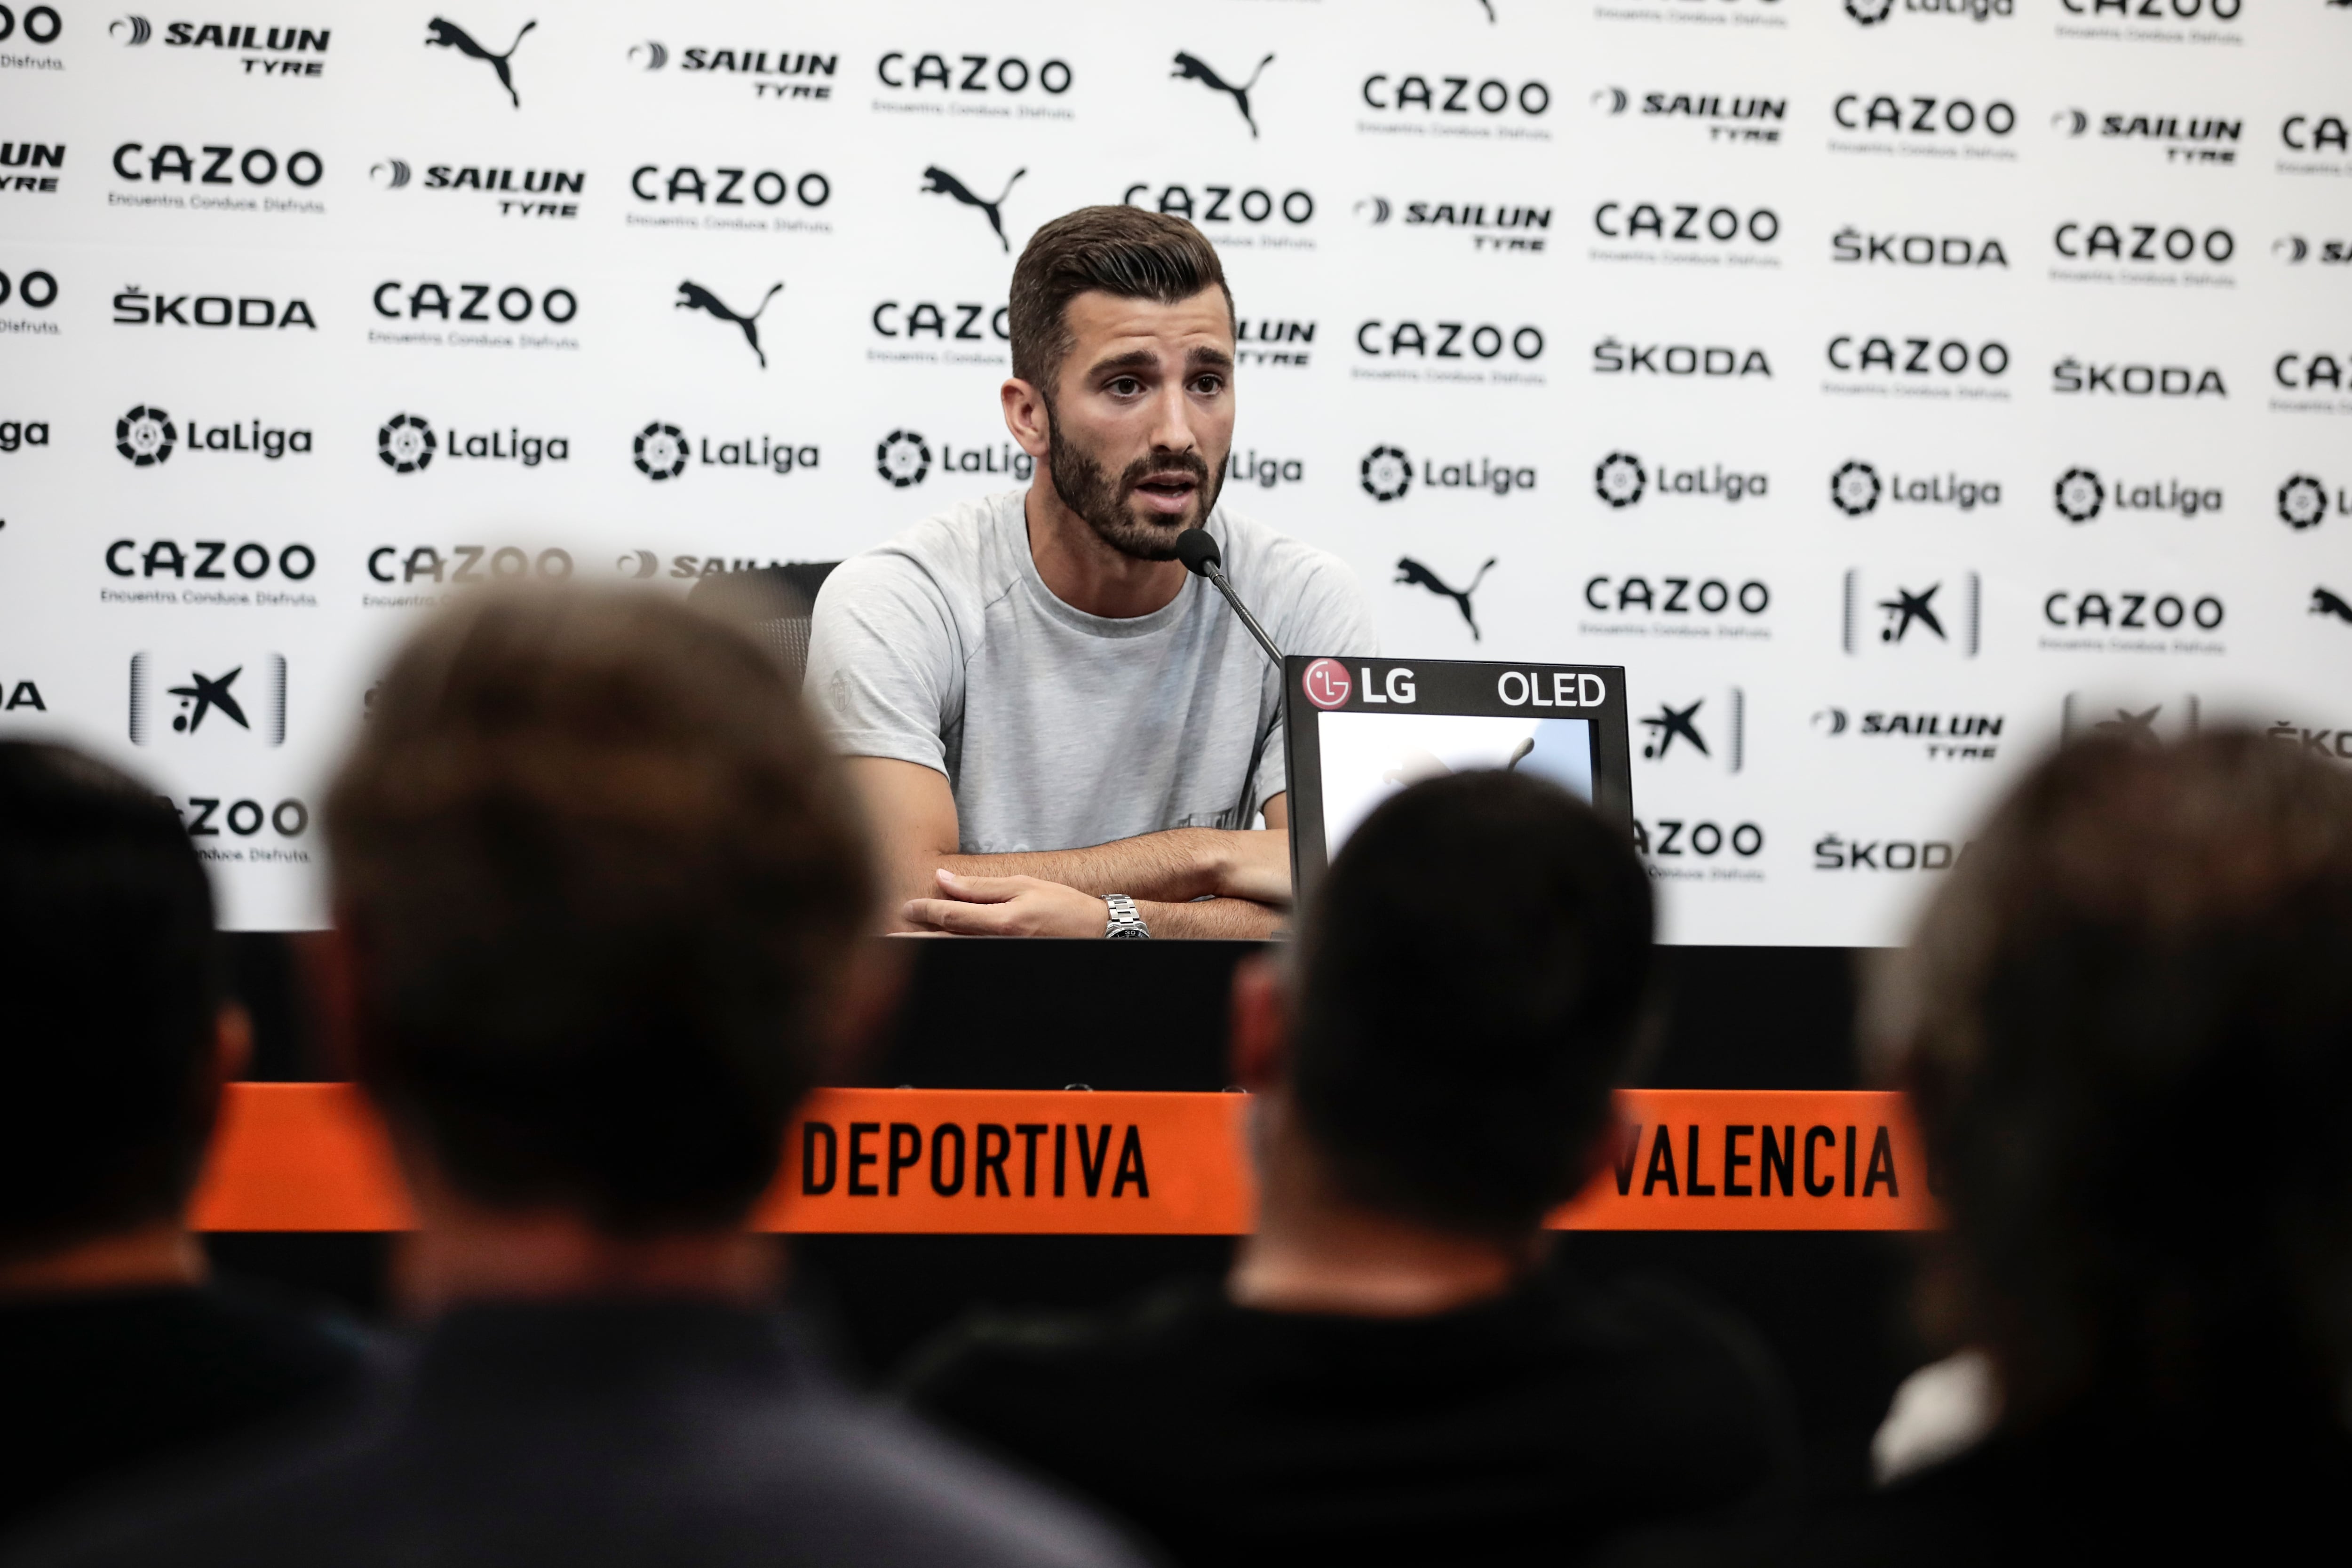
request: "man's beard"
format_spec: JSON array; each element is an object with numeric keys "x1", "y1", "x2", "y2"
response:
[{"x1": 1047, "y1": 415, "x2": 1226, "y2": 563}]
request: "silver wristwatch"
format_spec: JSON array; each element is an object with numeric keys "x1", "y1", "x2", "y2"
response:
[{"x1": 1103, "y1": 893, "x2": 1152, "y2": 939}]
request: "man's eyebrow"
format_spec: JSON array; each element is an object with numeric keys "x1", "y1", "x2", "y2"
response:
[
  {"x1": 1187, "y1": 344, "x2": 1236, "y2": 372},
  {"x1": 1085, "y1": 349, "x2": 1160, "y2": 378}
]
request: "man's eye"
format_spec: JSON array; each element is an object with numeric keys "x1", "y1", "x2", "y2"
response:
[
  {"x1": 1192, "y1": 376, "x2": 1226, "y2": 396},
  {"x1": 1107, "y1": 378, "x2": 1143, "y2": 397}
]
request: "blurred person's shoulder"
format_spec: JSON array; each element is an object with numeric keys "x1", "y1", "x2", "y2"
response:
[{"x1": 0, "y1": 1279, "x2": 379, "y2": 1542}]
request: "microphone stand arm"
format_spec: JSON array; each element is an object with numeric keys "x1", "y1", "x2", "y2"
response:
[{"x1": 1203, "y1": 563, "x2": 1285, "y2": 668}]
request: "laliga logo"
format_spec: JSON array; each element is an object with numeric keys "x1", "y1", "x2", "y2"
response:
[
  {"x1": 876, "y1": 430, "x2": 930, "y2": 488},
  {"x1": 1594, "y1": 452, "x2": 1644, "y2": 508},
  {"x1": 116, "y1": 405, "x2": 175, "y2": 466},
  {"x1": 635, "y1": 421, "x2": 688, "y2": 480},
  {"x1": 1846, "y1": 0, "x2": 2011, "y2": 21},
  {"x1": 1832, "y1": 461, "x2": 1882, "y2": 516},
  {"x1": 2280, "y1": 475, "x2": 2329, "y2": 531},
  {"x1": 1361, "y1": 444, "x2": 1411, "y2": 501},
  {"x1": 2056, "y1": 467, "x2": 2104, "y2": 523},
  {"x1": 378, "y1": 413, "x2": 435, "y2": 473}
]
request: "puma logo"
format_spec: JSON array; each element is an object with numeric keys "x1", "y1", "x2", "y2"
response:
[
  {"x1": 2314, "y1": 586, "x2": 2352, "y2": 624},
  {"x1": 676, "y1": 280, "x2": 783, "y2": 368},
  {"x1": 1396, "y1": 555, "x2": 1496, "y2": 641},
  {"x1": 921, "y1": 166, "x2": 1025, "y2": 253},
  {"x1": 1173, "y1": 51, "x2": 1274, "y2": 138},
  {"x1": 425, "y1": 16, "x2": 534, "y2": 108}
]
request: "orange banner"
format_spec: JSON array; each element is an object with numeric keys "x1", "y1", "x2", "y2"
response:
[{"x1": 191, "y1": 1084, "x2": 1938, "y2": 1234}]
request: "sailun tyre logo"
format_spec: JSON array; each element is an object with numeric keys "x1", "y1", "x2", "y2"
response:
[
  {"x1": 1595, "y1": 451, "x2": 1645, "y2": 509},
  {"x1": 116, "y1": 406, "x2": 177, "y2": 466},
  {"x1": 630, "y1": 40, "x2": 667, "y2": 70},
  {"x1": 378, "y1": 413, "x2": 436, "y2": 474},
  {"x1": 113, "y1": 14, "x2": 154, "y2": 43},
  {"x1": 1361, "y1": 444, "x2": 1411, "y2": 501},
  {"x1": 1845, "y1": 0, "x2": 1896, "y2": 21},
  {"x1": 634, "y1": 422, "x2": 688, "y2": 480},
  {"x1": 2280, "y1": 474, "x2": 2327, "y2": 531},
  {"x1": 2056, "y1": 467, "x2": 2105, "y2": 524},
  {"x1": 877, "y1": 429, "x2": 931, "y2": 487},
  {"x1": 372, "y1": 159, "x2": 412, "y2": 189},
  {"x1": 1832, "y1": 460, "x2": 1883, "y2": 516}
]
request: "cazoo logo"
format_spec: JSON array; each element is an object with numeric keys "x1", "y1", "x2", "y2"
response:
[
  {"x1": 1831, "y1": 95, "x2": 2015, "y2": 138},
  {"x1": 1360, "y1": 72, "x2": 1549, "y2": 117}
]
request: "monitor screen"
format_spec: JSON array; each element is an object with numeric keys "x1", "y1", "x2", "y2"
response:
[{"x1": 1281, "y1": 656, "x2": 1634, "y2": 908}]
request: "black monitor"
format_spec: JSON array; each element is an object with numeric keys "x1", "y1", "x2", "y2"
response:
[{"x1": 1281, "y1": 655, "x2": 1634, "y2": 908}]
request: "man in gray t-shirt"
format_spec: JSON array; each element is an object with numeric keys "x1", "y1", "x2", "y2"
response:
[{"x1": 806, "y1": 206, "x2": 1373, "y2": 939}]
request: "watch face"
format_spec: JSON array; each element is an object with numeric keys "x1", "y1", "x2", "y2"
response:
[{"x1": 1106, "y1": 924, "x2": 1151, "y2": 939}]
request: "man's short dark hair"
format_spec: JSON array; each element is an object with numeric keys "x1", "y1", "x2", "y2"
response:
[
  {"x1": 327, "y1": 588, "x2": 874, "y2": 1236},
  {"x1": 0, "y1": 742, "x2": 221, "y2": 1261},
  {"x1": 1009, "y1": 205, "x2": 1233, "y2": 394},
  {"x1": 1884, "y1": 732, "x2": 2352, "y2": 1421},
  {"x1": 1288, "y1": 771, "x2": 1654, "y2": 1237}
]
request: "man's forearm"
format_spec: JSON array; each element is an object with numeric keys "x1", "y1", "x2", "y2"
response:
[
  {"x1": 932, "y1": 828, "x2": 1260, "y2": 904},
  {"x1": 1134, "y1": 896, "x2": 1286, "y2": 939}
]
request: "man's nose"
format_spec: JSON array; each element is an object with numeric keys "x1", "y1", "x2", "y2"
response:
[{"x1": 1146, "y1": 380, "x2": 1199, "y2": 455}]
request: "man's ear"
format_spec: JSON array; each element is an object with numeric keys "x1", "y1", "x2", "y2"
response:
[
  {"x1": 1228, "y1": 954, "x2": 1288, "y2": 1091},
  {"x1": 1000, "y1": 376, "x2": 1050, "y2": 459}
]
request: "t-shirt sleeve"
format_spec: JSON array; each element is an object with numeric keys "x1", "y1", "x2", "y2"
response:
[
  {"x1": 804, "y1": 550, "x2": 963, "y2": 776},
  {"x1": 1255, "y1": 550, "x2": 1378, "y2": 811}
]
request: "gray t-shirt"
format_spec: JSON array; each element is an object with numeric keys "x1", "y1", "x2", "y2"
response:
[{"x1": 807, "y1": 488, "x2": 1375, "y2": 853}]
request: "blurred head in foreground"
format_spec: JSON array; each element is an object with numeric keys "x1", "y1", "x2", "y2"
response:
[
  {"x1": 1231, "y1": 770, "x2": 1653, "y2": 1298},
  {"x1": 1878, "y1": 730, "x2": 2352, "y2": 1427},
  {"x1": 326, "y1": 587, "x2": 874, "y2": 1267},
  {"x1": 0, "y1": 741, "x2": 240, "y2": 1281}
]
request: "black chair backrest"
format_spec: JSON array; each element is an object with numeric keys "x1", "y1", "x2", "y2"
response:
[{"x1": 685, "y1": 562, "x2": 840, "y2": 684}]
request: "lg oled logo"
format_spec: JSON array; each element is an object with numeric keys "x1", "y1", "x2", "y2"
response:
[
  {"x1": 1594, "y1": 452, "x2": 1766, "y2": 508},
  {"x1": 873, "y1": 429, "x2": 1030, "y2": 488},
  {"x1": 128, "y1": 653, "x2": 284, "y2": 746},
  {"x1": 424, "y1": 17, "x2": 533, "y2": 108},
  {"x1": 1174, "y1": 51, "x2": 1273, "y2": 138},
  {"x1": 628, "y1": 42, "x2": 836, "y2": 102},
  {"x1": 634, "y1": 422, "x2": 817, "y2": 480},
  {"x1": 1831, "y1": 460, "x2": 2001, "y2": 515},
  {"x1": 111, "y1": 16, "x2": 329, "y2": 77}
]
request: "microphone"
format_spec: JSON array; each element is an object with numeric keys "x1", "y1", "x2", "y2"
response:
[{"x1": 1176, "y1": 527, "x2": 1284, "y2": 668}]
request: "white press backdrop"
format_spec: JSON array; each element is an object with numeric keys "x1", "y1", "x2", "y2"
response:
[{"x1": 1, "y1": 0, "x2": 2346, "y2": 939}]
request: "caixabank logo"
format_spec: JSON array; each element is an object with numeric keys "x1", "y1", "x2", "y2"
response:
[
  {"x1": 1593, "y1": 338, "x2": 1771, "y2": 382},
  {"x1": 377, "y1": 413, "x2": 569, "y2": 472},
  {"x1": 1844, "y1": 0, "x2": 2012, "y2": 24},
  {"x1": 1639, "y1": 688, "x2": 1744, "y2": 774},
  {"x1": 634, "y1": 422, "x2": 817, "y2": 481},
  {"x1": 115, "y1": 404, "x2": 311, "y2": 463},
  {"x1": 872, "y1": 48, "x2": 1073, "y2": 119},
  {"x1": 1842, "y1": 569, "x2": 1980, "y2": 659},
  {"x1": 1354, "y1": 196, "x2": 1549, "y2": 255},
  {"x1": 1590, "y1": 89, "x2": 1786, "y2": 147},
  {"x1": 2051, "y1": 466, "x2": 2222, "y2": 523},
  {"x1": 371, "y1": 157, "x2": 581, "y2": 220},
  {"x1": 1126, "y1": 181, "x2": 1315, "y2": 248},
  {"x1": 1591, "y1": 201, "x2": 1778, "y2": 267},
  {"x1": 2060, "y1": 691, "x2": 2199, "y2": 746},
  {"x1": 128, "y1": 652, "x2": 285, "y2": 746},
  {"x1": 1825, "y1": 335, "x2": 2010, "y2": 400},
  {"x1": 0, "y1": 141, "x2": 64, "y2": 194},
  {"x1": 110, "y1": 16, "x2": 329, "y2": 79},
  {"x1": 1830, "y1": 460, "x2": 2001, "y2": 516},
  {"x1": 115, "y1": 285, "x2": 315, "y2": 331},
  {"x1": 1829, "y1": 94, "x2": 2017, "y2": 161},
  {"x1": 873, "y1": 428, "x2": 1032, "y2": 489},
  {"x1": 631, "y1": 162, "x2": 832, "y2": 233},
  {"x1": 1353, "y1": 317, "x2": 1545, "y2": 387},
  {"x1": 1593, "y1": 451, "x2": 1767, "y2": 508},
  {"x1": 2278, "y1": 473, "x2": 2348, "y2": 531},
  {"x1": 628, "y1": 41, "x2": 837, "y2": 103},
  {"x1": 110, "y1": 140, "x2": 324, "y2": 214},
  {"x1": 1359, "y1": 444, "x2": 1534, "y2": 501},
  {"x1": 1813, "y1": 706, "x2": 2004, "y2": 762},
  {"x1": 2053, "y1": 109, "x2": 2240, "y2": 166},
  {"x1": 1831, "y1": 229, "x2": 2009, "y2": 270}
]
